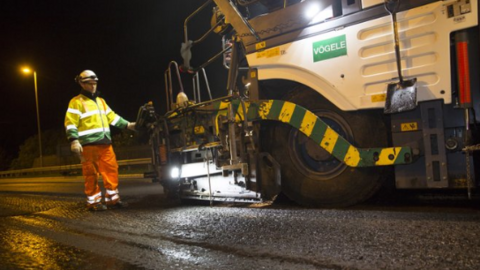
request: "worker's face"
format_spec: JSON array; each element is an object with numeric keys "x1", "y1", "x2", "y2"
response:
[{"x1": 80, "y1": 81, "x2": 97, "y2": 93}]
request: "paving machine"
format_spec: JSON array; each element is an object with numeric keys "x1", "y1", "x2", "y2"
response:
[{"x1": 137, "y1": 0, "x2": 480, "y2": 207}]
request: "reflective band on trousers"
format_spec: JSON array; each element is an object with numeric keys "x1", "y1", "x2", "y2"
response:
[
  {"x1": 105, "y1": 189, "x2": 119, "y2": 202},
  {"x1": 106, "y1": 189, "x2": 119, "y2": 195},
  {"x1": 105, "y1": 194, "x2": 119, "y2": 202},
  {"x1": 87, "y1": 191, "x2": 102, "y2": 205}
]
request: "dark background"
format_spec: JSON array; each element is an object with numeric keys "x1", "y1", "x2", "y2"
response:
[{"x1": 0, "y1": 0, "x2": 228, "y2": 158}]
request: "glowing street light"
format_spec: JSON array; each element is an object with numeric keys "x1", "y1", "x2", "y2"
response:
[{"x1": 21, "y1": 67, "x2": 43, "y2": 167}]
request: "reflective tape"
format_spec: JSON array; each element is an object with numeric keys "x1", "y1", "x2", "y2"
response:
[
  {"x1": 81, "y1": 110, "x2": 101, "y2": 119},
  {"x1": 66, "y1": 125, "x2": 77, "y2": 131},
  {"x1": 87, "y1": 192, "x2": 102, "y2": 204},
  {"x1": 67, "y1": 108, "x2": 82, "y2": 115},
  {"x1": 105, "y1": 194, "x2": 119, "y2": 202},
  {"x1": 106, "y1": 189, "x2": 118, "y2": 195},
  {"x1": 111, "y1": 115, "x2": 120, "y2": 126},
  {"x1": 78, "y1": 127, "x2": 109, "y2": 136}
]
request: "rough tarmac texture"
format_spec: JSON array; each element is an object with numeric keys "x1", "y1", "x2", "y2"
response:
[{"x1": 0, "y1": 185, "x2": 479, "y2": 269}]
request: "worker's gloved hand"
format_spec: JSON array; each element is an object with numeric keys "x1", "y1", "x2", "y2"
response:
[
  {"x1": 71, "y1": 140, "x2": 83, "y2": 155},
  {"x1": 127, "y1": 122, "x2": 136, "y2": 131}
]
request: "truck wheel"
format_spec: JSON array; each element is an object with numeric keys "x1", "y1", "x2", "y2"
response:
[{"x1": 267, "y1": 87, "x2": 389, "y2": 207}]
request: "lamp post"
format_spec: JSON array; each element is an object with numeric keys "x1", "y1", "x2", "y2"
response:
[{"x1": 22, "y1": 67, "x2": 43, "y2": 167}]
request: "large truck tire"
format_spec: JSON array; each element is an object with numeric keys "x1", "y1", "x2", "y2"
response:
[{"x1": 264, "y1": 87, "x2": 390, "y2": 207}]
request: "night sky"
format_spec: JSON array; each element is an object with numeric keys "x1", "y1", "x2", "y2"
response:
[{"x1": 0, "y1": 0, "x2": 228, "y2": 157}]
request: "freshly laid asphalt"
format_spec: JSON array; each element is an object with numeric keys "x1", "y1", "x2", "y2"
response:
[{"x1": 0, "y1": 176, "x2": 479, "y2": 270}]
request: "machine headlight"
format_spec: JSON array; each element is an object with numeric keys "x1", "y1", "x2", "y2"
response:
[{"x1": 170, "y1": 167, "x2": 180, "y2": 178}]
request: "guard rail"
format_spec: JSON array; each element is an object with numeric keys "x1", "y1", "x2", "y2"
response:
[{"x1": 0, "y1": 158, "x2": 152, "y2": 178}]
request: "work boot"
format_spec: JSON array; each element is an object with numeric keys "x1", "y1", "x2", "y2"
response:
[
  {"x1": 108, "y1": 200, "x2": 129, "y2": 209},
  {"x1": 88, "y1": 203, "x2": 107, "y2": 211}
]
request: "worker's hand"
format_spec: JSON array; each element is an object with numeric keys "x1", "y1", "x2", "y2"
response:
[
  {"x1": 70, "y1": 140, "x2": 83, "y2": 155},
  {"x1": 127, "y1": 122, "x2": 136, "y2": 131}
]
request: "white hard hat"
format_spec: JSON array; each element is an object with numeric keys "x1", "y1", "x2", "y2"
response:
[
  {"x1": 76, "y1": 70, "x2": 98, "y2": 83},
  {"x1": 176, "y1": 92, "x2": 189, "y2": 108}
]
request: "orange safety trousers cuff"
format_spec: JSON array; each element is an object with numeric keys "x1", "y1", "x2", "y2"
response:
[{"x1": 81, "y1": 145, "x2": 121, "y2": 205}]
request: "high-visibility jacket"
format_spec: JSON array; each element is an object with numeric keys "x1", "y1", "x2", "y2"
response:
[{"x1": 65, "y1": 91, "x2": 128, "y2": 145}]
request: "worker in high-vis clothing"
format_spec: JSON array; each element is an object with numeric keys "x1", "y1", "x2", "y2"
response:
[{"x1": 64, "y1": 70, "x2": 136, "y2": 211}]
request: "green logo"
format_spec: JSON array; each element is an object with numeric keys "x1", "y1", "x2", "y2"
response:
[{"x1": 312, "y1": 35, "x2": 347, "y2": 62}]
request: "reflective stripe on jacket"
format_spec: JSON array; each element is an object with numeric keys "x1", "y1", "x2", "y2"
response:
[{"x1": 65, "y1": 93, "x2": 128, "y2": 145}]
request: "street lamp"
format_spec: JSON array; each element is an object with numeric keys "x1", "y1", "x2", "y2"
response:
[{"x1": 21, "y1": 67, "x2": 43, "y2": 167}]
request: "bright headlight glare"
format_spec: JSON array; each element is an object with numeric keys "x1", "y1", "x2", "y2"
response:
[
  {"x1": 304, "y1": 3, "x2": 321, "y2": 19},
  {"x1": 170, "y1": 167, "x2": 180, "y2": 178}
]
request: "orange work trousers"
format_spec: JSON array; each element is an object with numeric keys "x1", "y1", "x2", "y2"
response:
[{"x1": 81, "y1": 145, "x2": 121, "y2": 206}]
